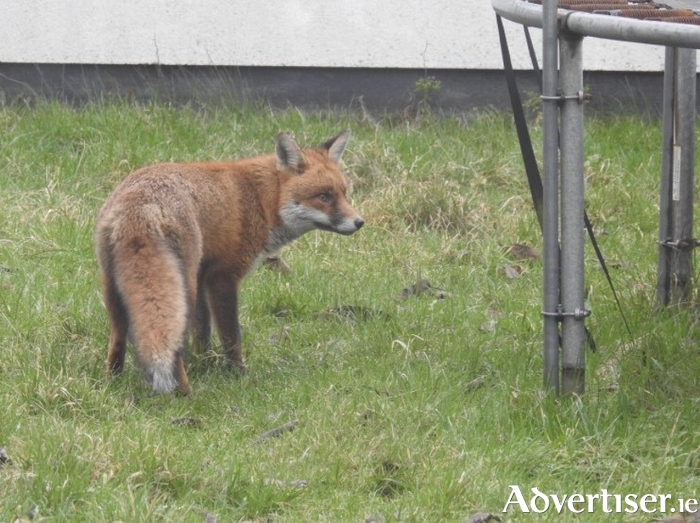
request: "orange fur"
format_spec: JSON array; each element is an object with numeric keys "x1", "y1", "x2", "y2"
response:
[{"x1": 95, "y1": 131, "x2": 363, "y2": 393}]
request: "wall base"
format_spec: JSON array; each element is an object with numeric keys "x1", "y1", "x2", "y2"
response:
[{"x1": 0, "y1": 63, "x2": 681, "y2": 116}]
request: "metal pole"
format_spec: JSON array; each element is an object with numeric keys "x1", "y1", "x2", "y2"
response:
[
  {"x1": 656, "y1": 47, "x2": 676, "y2": 307},
  {"x1": 670, "y1": 48, "x2": 696, "y2": 305},
  {"x1": 657, "y1": 47, "x2": 696, "y2": 307},
  {"x1": 542, "y1": 0, "x2": 560, "y2": 394},
  {"x1": 559, "y1": 33, "x2": 586, "y2": 396}
]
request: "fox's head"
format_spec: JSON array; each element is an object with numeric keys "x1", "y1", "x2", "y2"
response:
[{"x1": 275, "y1": 130, "x2": 364, "y2": 238}]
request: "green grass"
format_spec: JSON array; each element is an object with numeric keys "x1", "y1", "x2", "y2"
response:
[{"x1": 1, "y1": 100, "x2": 700, "y2": 522}]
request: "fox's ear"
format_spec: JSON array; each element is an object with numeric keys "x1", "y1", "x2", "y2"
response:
[
  {"x1": 276, "y1": 133, "x2": 306, "y2": 172},
  {"x1": 322, "y1": 130, "x2": 351, "y2": 164}
]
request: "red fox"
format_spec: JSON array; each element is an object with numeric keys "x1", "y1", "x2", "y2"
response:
[{"x1": 95, "y1": 130, "x2": 363, "y2": 394}]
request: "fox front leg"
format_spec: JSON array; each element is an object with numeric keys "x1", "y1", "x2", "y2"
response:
[
  {"x1": 206, "y1": 274, "x2": 247, "y2": 373},
  {"x1": 192, "y1": 281, "x2": 212, "y2": 352}
]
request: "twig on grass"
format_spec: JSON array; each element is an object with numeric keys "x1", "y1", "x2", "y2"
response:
[{"x1": 253, "y1": 419, "x2": 299, "y2": 444}]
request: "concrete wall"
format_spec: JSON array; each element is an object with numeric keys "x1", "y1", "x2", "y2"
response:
[
  {"x1": 1, "y1": 1, "x2": 681, "y2": 113},
  {"x1": 1, "y1": 0, "x2": 666, "y2": 71}
]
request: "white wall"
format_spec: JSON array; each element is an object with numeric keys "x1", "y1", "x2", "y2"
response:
[{"x1": 1, "y1": 0, "x2": 666, "y2": 71}]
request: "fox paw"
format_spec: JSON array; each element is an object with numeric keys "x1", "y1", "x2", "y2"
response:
[{"x1": 228, "y1": 360, "x2": 248, "y2": 376}]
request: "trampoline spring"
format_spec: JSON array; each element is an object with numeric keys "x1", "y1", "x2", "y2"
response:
[
  {"x1": 527, "y1": 0, "x2": 628, "y2": 5},
  {"x1": 592, "y1": 9, "x2": 656, "y2": 15},
  {"x1": 650, "y1": 16, "x2": 700, "y2": 25},
  {"x1": 618, "y1": 8, "x2": 695, "y2": 19},
  {"x1": 561, "y1": 4, "x2": 656, "y2": 12}
]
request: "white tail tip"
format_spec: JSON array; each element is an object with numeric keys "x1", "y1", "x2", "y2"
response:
[{"x1": 151, "y1": 366, "x2": 178, "y2": 393}]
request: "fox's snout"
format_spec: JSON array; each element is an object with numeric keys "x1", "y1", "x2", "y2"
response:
[{"x1": 335, "y1": 215, "x2": 364, "y2": 235}]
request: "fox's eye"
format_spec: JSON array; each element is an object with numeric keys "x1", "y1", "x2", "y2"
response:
[{"x1": 317, "y1": 192, "x2": 332, "y2": 203}]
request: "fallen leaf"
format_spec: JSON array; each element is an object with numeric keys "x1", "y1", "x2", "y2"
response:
[
  {"x1": 504, "y1": 243, "x2": 540, "y2": 260},
  {"x1": 401, "y1": 278, "x2": 432, "y2": 298},
  {"x1": 262, "y1": 256, "x2": 293, "y2": 275},
  {"x1": 0, "y1": 447, "x2": 10, "y2": 466},
  {"x1": 466, "y1": 513, "x2": 501, "y2": 523},
  {"x1": 13, "y1": 506, "x2": 38, "y2": 523},
  {"x1": 254, "y1": 420, "x2": 299, "y2": 444},
  {"x1": 464, "y1": 376, "x2": 486, "y2": 392},
  {"x1": 400, "y1": 279, "x2": 450, "y2": 299},
  {"x1": 479, "y1": 320, "x2": 497, "y2": 334},
  {"x1": 503, "y1": 265, "x2": 522, "y2": 279},
  {"x1": 171, "y1": 417, "x2": 200, "y2": 428},
  {"x1": 433, "y1": 288, "x2": 451, "y2": 299}
]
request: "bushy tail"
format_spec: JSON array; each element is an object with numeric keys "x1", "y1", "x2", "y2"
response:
[{"x1": 111, "y1": 235, "x2": 189, "y2": 393}]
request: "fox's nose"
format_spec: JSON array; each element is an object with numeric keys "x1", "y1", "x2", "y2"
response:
[{"x1": 354, "y1": 218, "x2": 365, "y2": 230}]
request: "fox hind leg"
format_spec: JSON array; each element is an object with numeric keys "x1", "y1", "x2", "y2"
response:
[
  {"x1": 103, "y1": 271, "x2": 129, "y2": 376},
  {"x1": 173, "y1": 351, "x2": 190, "y2": 394},
  {"x1": 192, "y1": 269, "x2": 212, "y2": 352}
]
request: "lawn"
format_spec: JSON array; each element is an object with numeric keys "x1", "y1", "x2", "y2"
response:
[{"x1": 1, "y1": 100, "x2": 699, "y2": 522}]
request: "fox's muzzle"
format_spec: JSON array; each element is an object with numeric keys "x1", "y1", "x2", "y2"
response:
[{"x1": 329, "y1": 214, "x2": 364, "y2": 235}]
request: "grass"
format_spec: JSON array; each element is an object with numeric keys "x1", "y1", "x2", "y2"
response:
[{"x1": 1, "y1": 99, "x2": 699, "y2": 522}]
